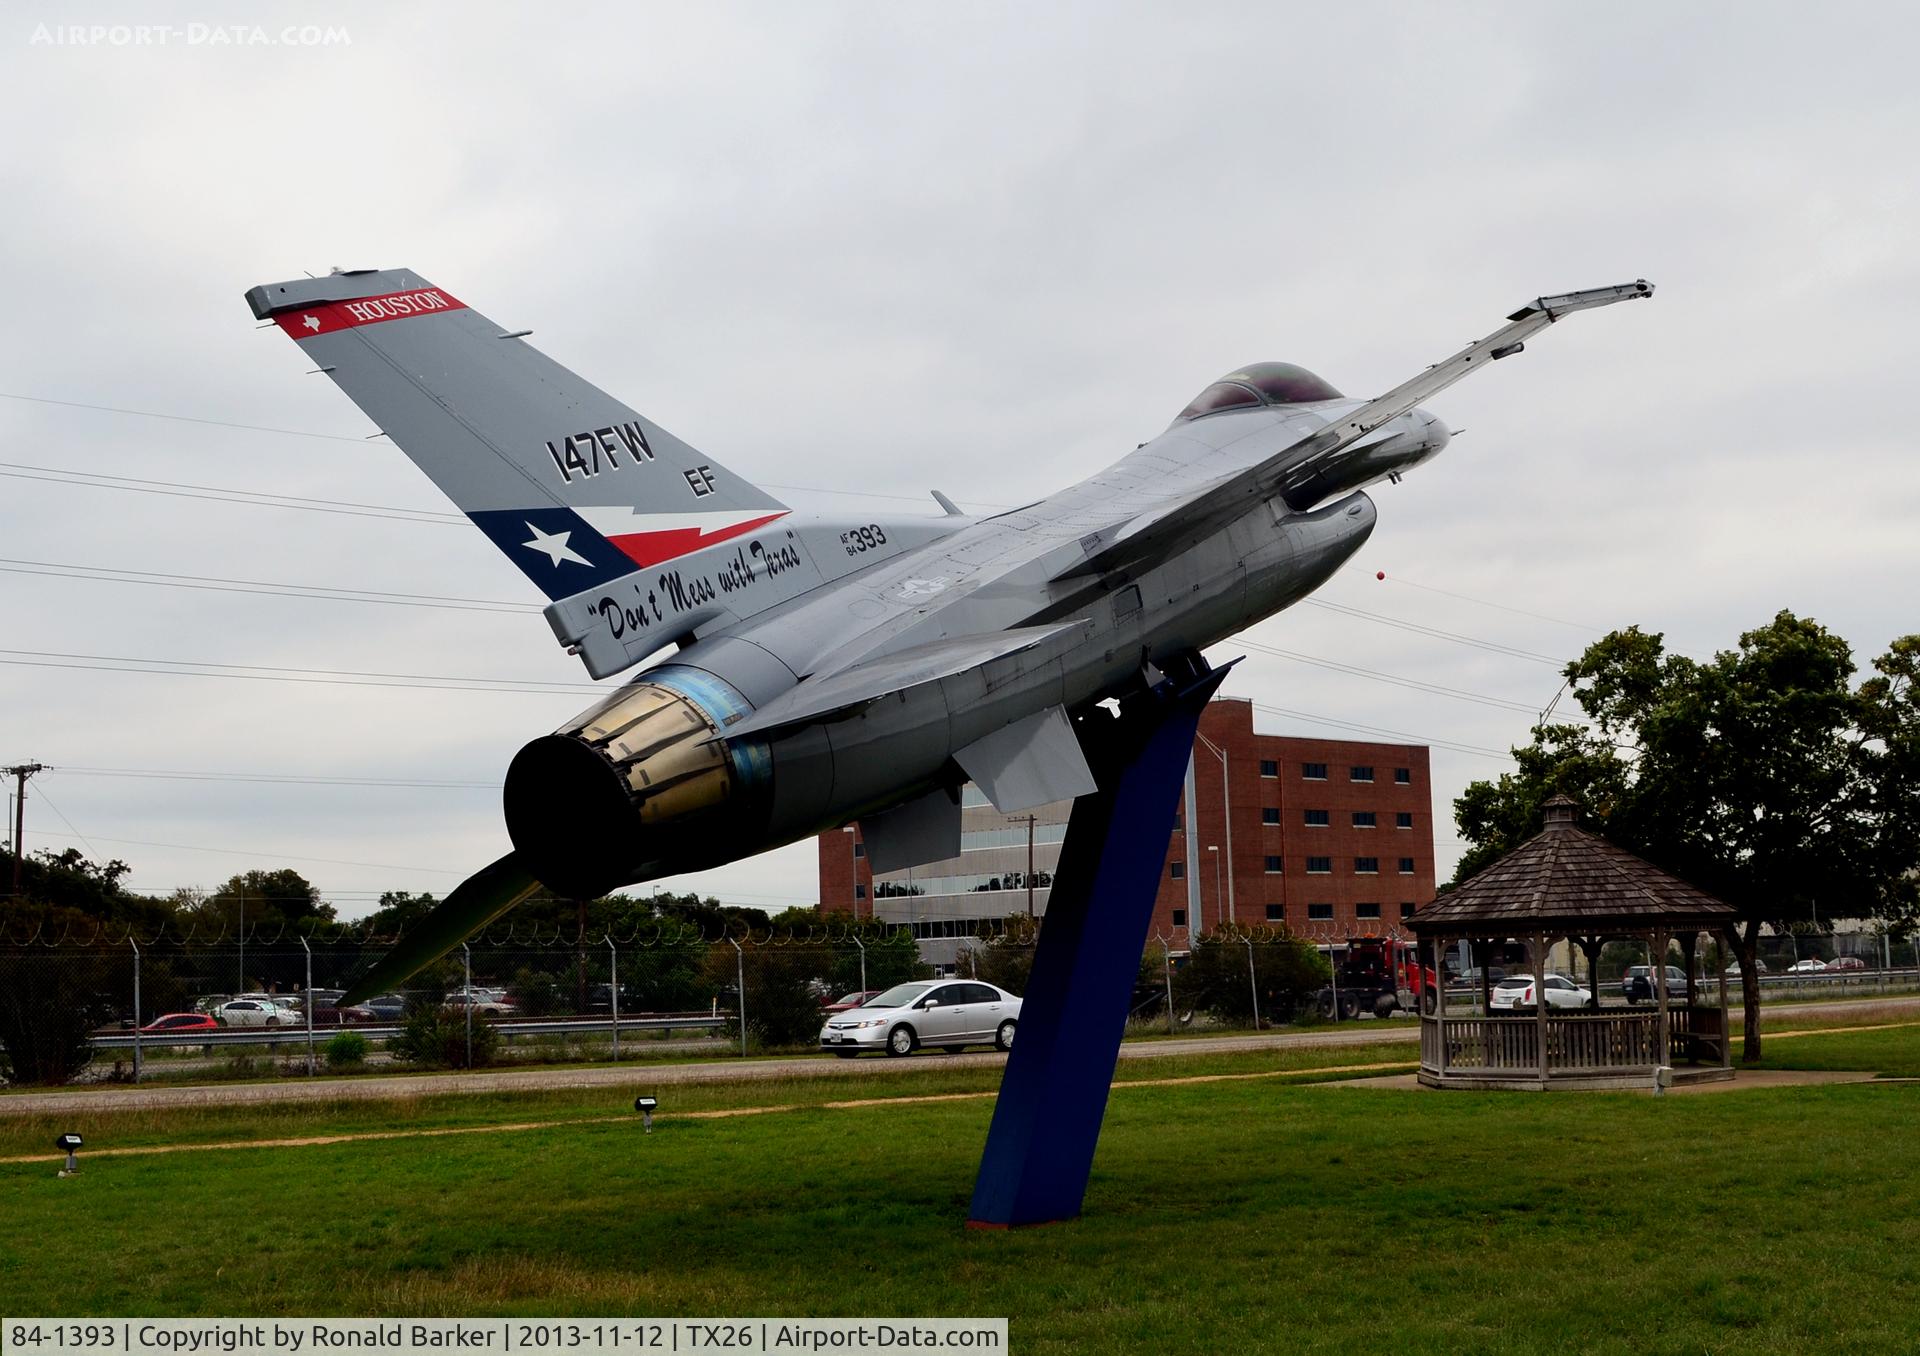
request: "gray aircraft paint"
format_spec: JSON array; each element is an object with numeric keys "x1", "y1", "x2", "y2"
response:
[{"x1": 250, "y1": 270, "x2": 1650, "y2": 906}]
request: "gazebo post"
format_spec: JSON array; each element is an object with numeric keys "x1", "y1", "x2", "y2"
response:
[
  {"x1": 1653, "y1": 928, "x2": 1671, "y2": 1073},
  {"x1": 1728, "y1": 929, "x2": 1743, "y2": 1067},
  {"x1": 1534, "y1": 931, "x2": 1549, "y2": 1088},
  {"x1": 1431, "y1": 933, "x2": 1448, "y2": 1080},
  {"x1": 1680, "y1": 931, "x2": 1699, "y2": 1008}
]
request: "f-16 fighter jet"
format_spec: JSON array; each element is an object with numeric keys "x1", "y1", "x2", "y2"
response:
[{"x1": 246, "y1": 271, "x2": 1651, "y2": 998}]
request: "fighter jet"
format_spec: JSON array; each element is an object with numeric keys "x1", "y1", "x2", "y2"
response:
[{"x1": 245, "y1": 271, "x2": 1651, "y2": 997}]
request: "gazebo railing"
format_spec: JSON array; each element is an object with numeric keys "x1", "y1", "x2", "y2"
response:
[{"x1": 1423, "y1": 1006, "x2": 1717, "y2": 1074}]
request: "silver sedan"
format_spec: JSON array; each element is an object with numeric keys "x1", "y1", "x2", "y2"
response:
[{"x1": 819, "y1": 979, "x2": 1021, "y2": 1057}]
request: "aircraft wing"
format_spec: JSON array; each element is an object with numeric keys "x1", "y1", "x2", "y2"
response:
[
  {"x1": 716, "y1": 620, "x2": 1094, "y2": 741},
  {"x1": 1060, "y1": 280, "x2": 1653, "y2": 579}
]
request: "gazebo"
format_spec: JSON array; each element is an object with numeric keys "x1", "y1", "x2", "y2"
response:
[{"x1": 1408, "y1": 796, "x2": 1738, "y2": 1091}]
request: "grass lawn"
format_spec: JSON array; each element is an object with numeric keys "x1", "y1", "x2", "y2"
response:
[{"x1": 1, "y1": 1029, "x2": 1915, "y2": 1353}]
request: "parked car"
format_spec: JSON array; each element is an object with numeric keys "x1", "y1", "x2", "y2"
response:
[
  {"x1": 1489, "y1": 974, "x2": 1591, "y2": 1012},
  {"x1": 820, "y1": 980, "x2": 1021, "y2": 1057},
  {"x1": 1458, "y1": 966, "x2": 1507, "y2": 988},
  {"x1": 139, "y1": 1012, "x2": 218, "y2": 1034},
  {"x1": 1787, "y1": 958, "x2": 1829, "y2": 974},
  {"x1": 307, "y1": 1000, "x2": 375, "y2": 1026},
  {"x1": 822, "y1": 989, "x2": 883, "y2": 1014},
  {"x1": 1827, "y1": 956, "x2": 1867, "y2": 972},
  {"x1": 362, "y1": 993, "x2": 409, "y2": 1021},
  {"x1": 443, "y1": 991, "x2": 517, "y2": 1017},
  {"x1": 1621, "y1": 965, "x2": 1692, "y2": 1003},
  {"x1": 216, "y1": 998, "x2": 287, "y2": 1027},
  {"x1": 1726, "y1": 958, "x2": 1771, "y2": 974}
]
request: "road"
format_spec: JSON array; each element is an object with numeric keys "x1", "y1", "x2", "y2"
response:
[{"x1": 6, "y1": 993, "x2": 1914, "y2": 1118}]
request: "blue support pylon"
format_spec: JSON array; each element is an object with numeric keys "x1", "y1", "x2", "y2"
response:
[{"x1": 968, "y1": 660, "x2": 1229, "y2": 1228}]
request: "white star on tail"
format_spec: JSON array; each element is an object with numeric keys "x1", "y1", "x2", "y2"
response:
[
  {"x1": 301, "y1": 314, "x2": 321, "y2": 332},
  {"x1": 521, "y1": 522, "x2": 590, "y2": 567}
]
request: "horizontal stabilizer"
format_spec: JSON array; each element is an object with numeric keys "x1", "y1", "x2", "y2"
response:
[
  {"x1": 339, "y1": 852, "x2": 541, "y2": 1006},
  {"x1": 955, "y1": 705, "x2": 1097, "y2": 813},
  {"x1": 717, "y1": 621, "x2": 1092, "y2": 741},
  {"x1": 860, "y1": 785, "x2": 963, "y2": 873}
]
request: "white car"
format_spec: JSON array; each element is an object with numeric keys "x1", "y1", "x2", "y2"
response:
[
  {"x1": 1787, "y1": 958, "x2": 1828, "y2": 973},
  {"x1": 443, "y1": 990, "x2": 517, "y2": 1017},
  {"x1": 1489, "y1": 974, "x2": 1592, "y2": 1012},
  {"x1": 216, "y1": 998, "x2": 287, "y2": 1027},
  {"x1": 820, "y1": 980, "x2": 1021, "y2": 1057}
]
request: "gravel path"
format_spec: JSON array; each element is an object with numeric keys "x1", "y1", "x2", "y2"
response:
[{"x1": 5, "y1": 994, "x2": 1913, "y2": 1118}]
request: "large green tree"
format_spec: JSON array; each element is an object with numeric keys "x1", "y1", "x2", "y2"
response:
[{"x1": 1455, "y1": 612, "x2": 1919, "y2": 1059}]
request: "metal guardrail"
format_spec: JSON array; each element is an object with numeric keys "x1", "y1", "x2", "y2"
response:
[{"x1": 93, "y1": 1013, "x2": 727, "y2": 1051}]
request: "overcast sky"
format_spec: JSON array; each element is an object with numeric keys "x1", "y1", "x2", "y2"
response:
[{"x1": 3, "y1": 2, "x2": 1916, "y2": 918}]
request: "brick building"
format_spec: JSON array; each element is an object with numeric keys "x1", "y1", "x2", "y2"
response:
[{"x1": 817, "y1": 697, "x2": 1437, "y2": 969}]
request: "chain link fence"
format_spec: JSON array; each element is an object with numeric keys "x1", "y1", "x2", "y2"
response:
[{"x1": 2, "y1": 923, "x2": 1913, "y2": 1086}]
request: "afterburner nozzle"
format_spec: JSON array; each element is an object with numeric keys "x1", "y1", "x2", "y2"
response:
[{"x1": 503, "y1": 668, "x2": 764, "y2": 898}]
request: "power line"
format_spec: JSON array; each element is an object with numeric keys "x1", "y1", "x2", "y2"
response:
[
  {"x1": 0, "y1": 649, "x2": 603, "y2": 697},
  {"x1": 0, "y1": 461, "x2": 467, "y2": 524},
  {"x1": 1371, "y1": 573, "x2": 1602, "y2": 633},
  {"x1": 0, "y1": 557, "x2": 540, "y2": 615},
  {"x1": 28, "y1": 827, "x2": 463, "y2": 875},
  {"x1": 1249, "y1": 702, "x2": 1515, "y2": 761},
  {"x1": 1298, "y1": 598, "x2": 1567, "y2": 666},
  {"x1": 47, "y1": 766, "x2": 497, "y2": 790},
  {"x1": 1234, "y1": 638, "x2": 1546, "y2": 715},
  {"x1": 0, "y1": 392, "x2": 1007, "y2": 509},
  {"x1": 26, "y1": 783, "x2": 96, "y2": 858}
]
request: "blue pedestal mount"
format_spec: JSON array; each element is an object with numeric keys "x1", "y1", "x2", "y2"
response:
[{"x1": 968, "y1": 657, "x2": 1228, "y2": 1228}]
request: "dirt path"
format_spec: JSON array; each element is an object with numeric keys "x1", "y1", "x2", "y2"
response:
[{"x1": 7, "y1": 994, "x2": 1914, "y2": 1118}]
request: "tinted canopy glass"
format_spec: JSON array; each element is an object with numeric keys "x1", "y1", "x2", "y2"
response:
[{"x1": 1176, "y1": 362, "x2": 1344, "y2": 421}]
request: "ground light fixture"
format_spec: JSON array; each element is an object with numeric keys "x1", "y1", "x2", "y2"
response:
[
  {"x1": 55, "y1": 1132, "x2": 82, "y2": 1176},
  {"x1": 634, "y1": 1095, "x2": 658, "y2": 1133}
]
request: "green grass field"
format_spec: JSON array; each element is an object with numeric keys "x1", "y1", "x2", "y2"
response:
[{"x1": 2, "y1": 1026, "x2": 1915, "y2": 1355}]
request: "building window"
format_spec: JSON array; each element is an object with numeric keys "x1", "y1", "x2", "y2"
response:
[
  {"x1": 1308, "y1": 902, "x2": 1334, "y2": 921},
  {"x1": 1350, "y1": 765, "x2": 1374, "y2": 783},
  {"x1": 1395, "y1": 767, "x2": 1411, "y2": 784},
  {"x1": 1398, "y1": 857, "x2": 1416, "y2": 875},
  {"x1": 1355, "y1": 857, "x2": 1379, "y2": 874},
  {"x1": 852, "y1": 841, "x2": 865, "y2": 858},
  {"x1": 1396, "y1": 812, "x2": 1414, "y2": 829},
  {"x1": 1356, "y1": 902, "x2": 1381, "y2": 921},
  {"x1": 1172, "y1": 909, "x2": 1187, "y2": 928},
  {"x1": 1400, "y1": 901, "x2": 1418, "y2": 920},
  {"x1": 1259, "y1": 759, "x2": 1278, "y2": 777},
  {"x1": 1170, "y1": 861, "x2": 1185, "y2": 879},
  {"x1": 1352, "y1": 811, "x2": 1376, "y2": 829},
  {"x1": 855, "y1": 884, "x2": 867, "y2": 899},
  {"x1": 1307, "y1": 856, "x2": 1331, "y2": 874},
  {"x1": 1264, "y1": 855, "x2": 1283, "y2": 873},
  {"x1": 1302, "y1": 762, "x2": 1327, "y2": 780},
  {"x1": 1266, "y1": 904, "x2": 1284, "y2": 922},
  {"x1": 1262, "y1": 807, "x2": 1280, "y2": 825},
  {"x1": 1304, "y1": 809, "x2": 1330, "y2": 827}
]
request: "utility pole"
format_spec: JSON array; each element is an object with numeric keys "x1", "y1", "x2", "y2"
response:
[{"x1": 6, "y1": 763, "x2": 48, "y2": 898}]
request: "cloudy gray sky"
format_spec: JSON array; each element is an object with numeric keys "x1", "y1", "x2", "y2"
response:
[{"x1": 4, "y1": 2, "x2": 1915, "y2": 917}]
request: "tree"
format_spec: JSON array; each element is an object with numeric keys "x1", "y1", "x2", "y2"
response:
[
  {"x1": 1173, "y1": 923, "x2": 1329, "y2": 1026},
  {"x1": 956, "y1": 914, "x2": 1041, "y2": 996},
  {"x1": 1454, "y1": 613, "x2": 1920, "y2": 1060}
]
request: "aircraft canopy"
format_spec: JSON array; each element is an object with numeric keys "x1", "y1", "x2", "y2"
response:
[{"x1": 1176, "y1": 362, "x2": 1344, "y2": 421}]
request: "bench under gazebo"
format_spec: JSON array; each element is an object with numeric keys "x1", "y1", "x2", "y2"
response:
[{"x1": 1408, "y1": 795, "x2": 1738, "y2": 1091}]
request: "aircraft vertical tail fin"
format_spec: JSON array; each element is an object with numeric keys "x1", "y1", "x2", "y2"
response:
[{"x1": 244, "y1": 268, "x2": 792, "y2": 602}]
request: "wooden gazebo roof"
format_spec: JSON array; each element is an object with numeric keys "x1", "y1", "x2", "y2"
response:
[{"x1": 1409, "y1": 796, "x2": 1737, "y2": 938}]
